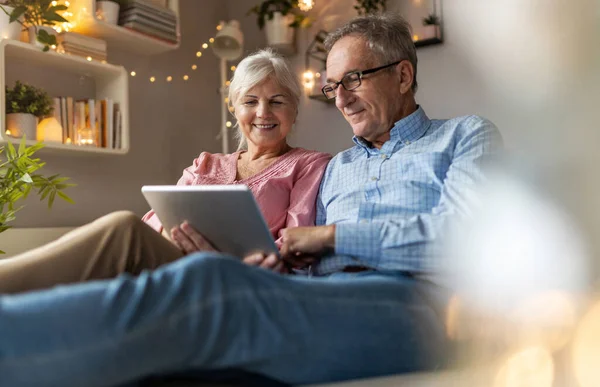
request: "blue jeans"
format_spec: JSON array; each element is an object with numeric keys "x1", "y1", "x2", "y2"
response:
[{"x1": 0, "y1": 253, "x2": 449, "y2": 386}]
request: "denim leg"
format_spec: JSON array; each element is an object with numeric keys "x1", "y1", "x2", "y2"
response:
[{"x1": 0, "y1": 253, "x2": 448, "y2": 387}]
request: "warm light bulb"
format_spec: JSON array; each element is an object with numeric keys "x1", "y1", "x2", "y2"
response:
[
  {"x1": 225, "y1": 81, "x2": 231, "y2": 86},
  {"x1": 226, "y1": 121, "x2": 232, "y2": 128},
  {"x1": 216, "y1": 25, "x2": 222, "y2": 31},
  {"x1": 55, "y1": 27, "x2": 62, "y2": 33},
  {"x1": 130, "y1": 71, "x2": 136, "y2": 76},
  {"x1": 65, "y1": 0, "x2": 70, "y2": 6},
  {"x1": 196, "y1": 51, "x2": 202, "y2": 57},
  {"x1": 315, "y1": 72, "x2": 321, "y2": 78},
  {"x1": 5, "y1": 130, "x2": 11, "y2": 136},
  {"x1": 224, "y1": 97, "x2": 229, "y2": 103},
  {"x1": 86, "y1": 56, "x2": 92, "y2": 61},
  {"x1": 228, "y1": 106, "x2": 235, "y2": 113},
  {"x1": 51, "y1": 44, "x2": 56, "y2": 50},
  {"x1": 192, "y1": 64, "x2": 197, "y2": 70},
  {"x1": 65, "y1": 137, "x2": 72, "y2": 144},
  {"x1": 413, "y1": 34, "x2": 419, "y2": 41},
  {"x1": 298, "y1": 0, "x2": 314, "y2": 11},
  {"x1": 166, "y1": 76, "x2": 172, "y2": 82},
  {"x1": 209, "y1": 38, "x2": 214, "y2": 43},
  {"x1": 183, "y1": 75, "x2": 189, "y2": 81},
  {"x1": 202, "y1": 43, "x2": 208, "y2": 49},
  {"x1": 303, "y1": 70, "x2": 315, "y2": 88},
  {"x1": 230, "y1": 66, "x2": 236, "y2": 71},
  {"x1": 51, "y1": 1, "x2": 57, "y2": 6},
  {"x1": 150, "y1": 76, "x2": 156, "y2": 82}
]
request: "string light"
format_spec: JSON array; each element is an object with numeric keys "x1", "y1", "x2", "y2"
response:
[
  {"x1": 192, "y1": 65, "x2": 197, "y2": 70},
  {"x1": 413, "y1": 34, "x2": 419, "y2": 41},
  {"x1": 230, "y1": 66, "x2": 236, "y2": 71},
  {"x1": 150, "y1": 76, "x2": 156, "y2": 82},
  {"x1": 216, "y1": 24, "x2": 222, "y2": 31},
  {"x1": 196, "y1": 51, "x2": 202, "y2": 57},
  {"x1": 226, "y1": 121, "x2": 232, "y2": 128},
  {"x1": 224, "y1": 97, "x2": 229, "y2": 103},
  {"x1": 130, "y1": 71, "x2": 136, "y2": 76},
  {"x1": 51, "y1": 0, "x2": 57, "y2": 6},
  {"x1": 86, "y1": 56, "x2": 92, "y2": 61},
  {"x1": 209, "y1": 38, "x2": 214, "y2": 43},
  {"x1": 298, "y1": 0, "x2": 314, "y2": 11},
  {"x1": 166, "y1": 76, "x2": 172, "y2": 82},
  {"x1": 202, "y1": 43, "x2": 208, "y2": 49},
  {"x1": 183, "y1": 75, "x2": 189, "y2": 81}
]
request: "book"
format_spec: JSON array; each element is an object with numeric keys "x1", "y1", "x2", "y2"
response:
[
  {"x1": 60, "y1": 97, "x2": 67, "y2": 141},
  {"x1": 57, "y1": 32, "x2": 107, "y2": 52},
  {"x1": 119, "y1": 8, "x2": 177, "y2": 28},
  {"x1": 66, "y1": 97, "x2": 74, "y2": 141},
  {"x1": 101, "y1": 99, "x2": 114, "y2": 149},
  {"x1": 120, "y1": 17, "x2": 177, "y2": 35},
  {"x1": 121, "y1": 21, "x2": 178, "y2": 42},
  {"x1": 121, "y1": 0, "x2": 176, "y2": 20}
]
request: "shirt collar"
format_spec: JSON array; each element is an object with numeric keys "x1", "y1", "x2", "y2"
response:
[{"x1": 352, "y1": 106, "x2": 430, "y2": 150}]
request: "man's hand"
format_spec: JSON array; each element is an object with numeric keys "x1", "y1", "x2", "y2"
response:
[
  {"x1": 279, "y1": 225, "x2": 336, "y2": 264},
  {"x1": 170, "y1": 221, "x2": 217, "y2": 255},
  {"x1": 243, "y1": 252, "x2": 289, "y2": 274}
]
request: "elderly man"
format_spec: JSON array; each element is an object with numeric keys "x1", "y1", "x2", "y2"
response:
[{"x1": 0, "y1": 14, "x2": 501, "y2": 387}]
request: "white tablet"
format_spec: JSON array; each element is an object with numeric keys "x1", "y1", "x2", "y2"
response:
[{"x1": 141, "y1": 185, "x2": 278, "y2": 258}]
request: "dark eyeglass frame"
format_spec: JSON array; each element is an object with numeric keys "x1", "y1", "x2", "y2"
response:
[{"x1": 321, "y1": 60, "x2": 402, "y2": 100}]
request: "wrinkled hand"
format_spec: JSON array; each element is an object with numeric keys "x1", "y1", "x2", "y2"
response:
[
  {"x1": 279, "y1": 225, "x2": 335, "y2": 265},
  {"x1": 170, "y1": 221, "x2": 217, "y2": 255},
  {"x1": 243, "y1": 252, "x2": 289, "y2": 274}
]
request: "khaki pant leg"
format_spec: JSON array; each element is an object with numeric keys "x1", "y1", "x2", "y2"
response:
[{"x1": 0, "y1": 211, "x2": 183, "y2": 294}]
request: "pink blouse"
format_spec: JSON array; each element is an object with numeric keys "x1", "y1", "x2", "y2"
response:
[{"x1": 142, "y1": 147, "x2": 332, "y2": 246}]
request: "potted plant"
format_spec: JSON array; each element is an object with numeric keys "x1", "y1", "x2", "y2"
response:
[
  {"x1": 0, "y1": 0, "x2": 69, "y2": 51},
  {"x1": 5, "y1": 81, "x2": 53, "y2": 140},
  {"x1": 0, "y1": 138, "x2": 74, "y2": 249},
  {"x1": 354, "y1": 0, "x2": 386, "y2": 15},
  {"x1": 422, "y1": 13, "x2": 440, "y2": 40},
  {"x1": 247, "y1": 0, "x2": 311, "y2": 50}
]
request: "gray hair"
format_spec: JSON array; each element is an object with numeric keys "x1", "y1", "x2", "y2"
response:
[
  {"x1": 324, "y1": 13, "x2": 418, "y2": 92},
  {"x1": 228, "y1": 48, "x2": 301, "y2": 150}
]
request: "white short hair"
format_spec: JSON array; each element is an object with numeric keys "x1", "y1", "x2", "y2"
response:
[{"x1": 228, "y1": 49, "x2": 301, "y2": 150}]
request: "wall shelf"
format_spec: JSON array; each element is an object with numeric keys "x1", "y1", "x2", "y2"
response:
[
  {"x1": 0, "y1": 39, "x2": 130, "y2": 155},
  {"x1": 414, "y1": 37, "x2": 443, "y2": 48},
  {"x1": 69, "y1": 0, "x2": 180, "y2": 56}
]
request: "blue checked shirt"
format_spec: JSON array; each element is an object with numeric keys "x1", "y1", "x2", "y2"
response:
[{"x1": 313, "y1": 106, "x2": 503, "y2": 275}]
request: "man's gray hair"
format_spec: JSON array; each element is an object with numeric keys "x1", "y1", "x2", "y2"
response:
[
  {"x1": 324, "y1": 13, "x2": 418, "y2": 92},
  {"x1": 228, "y1": 48, "x2": 301, "y2": 150}
]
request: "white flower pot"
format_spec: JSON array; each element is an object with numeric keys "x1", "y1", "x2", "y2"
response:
[
  {"x1": 6, "y1": 113, "x2": 38, "y2": 140},
  {"x1": 96, "y1": 1, "x2": 120, "y2": 25},
  {"x1": 265, "y1": 12, "x2": 295, "y2": 47},
  {"x1": 27, "y1": 25, "x2": 57, "y2": 48},
  {"x1": 0, "y1": 5, "x2": 23, "y2": 41},
  {"x1": 421, "y1": 25, "x2": 439, "y2": 40}
]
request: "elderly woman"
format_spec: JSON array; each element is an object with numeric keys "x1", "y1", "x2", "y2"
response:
[{"x1": 0, "y1": 49, "x2": 331, "y2": 293}]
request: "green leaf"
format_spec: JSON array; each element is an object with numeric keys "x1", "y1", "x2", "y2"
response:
[
  {"x1": 9, "y1": 5, "x2": 27, "y2": 23},
  {"x1": 43, "y1": 11, "x2": 68, "y2": 23},
  {"x1": 57, "y1": 191, "x2": 74, "y2": 204},
  {"x1": 19, "y1": 173, "x2": 33, "y2": 184}
]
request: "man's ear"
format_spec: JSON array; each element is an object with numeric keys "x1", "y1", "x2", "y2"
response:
[{"x1": 397, "y1": 60, "x2": 414, "y2": 94}]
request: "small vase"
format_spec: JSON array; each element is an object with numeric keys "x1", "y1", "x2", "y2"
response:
[
  {"x1": 265, "y1": 12, "x2": 295, "y2": 47},
  {"x1": 96, "y1": 1, "x2": 120, "y2": 25},
  {"x1": 6, "y1": 113, "x2": 38, "y2": 140},
  {"x1": 27, "y1": 25, "x2": 57, "y2": 48},
  {"x1": 0, "y1": 5, "x2": 22, "y2": 41},
  {"x1": 421, "y1": 25, "x2": 439, "y2": 40}
]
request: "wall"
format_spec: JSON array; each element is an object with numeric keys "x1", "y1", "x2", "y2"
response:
[{"x1": 12, "y1": 0, "x2": 228, "y2": 227}]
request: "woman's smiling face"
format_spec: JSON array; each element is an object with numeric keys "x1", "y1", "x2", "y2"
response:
[{"x1": 234, "y1": 76, "x2": 297, "y2": 151}]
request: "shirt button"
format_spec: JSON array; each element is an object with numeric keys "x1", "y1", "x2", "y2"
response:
[
  {"x1": 371, "y1": 176, "x2": 378, "y2": 181},
  {"x1": 380, "y1": 154, "x2": 387, "y2": 159},
  {"x1": 404, "y1": 140, "x2": 411, "y2": 145}
]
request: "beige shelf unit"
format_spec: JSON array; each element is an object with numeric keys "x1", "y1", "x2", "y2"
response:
[
  {"x1": 0, "y1": 39, "x2": 130, "y2": 155},
  {"x1": 69, "y1": 0, "x2": 180, "y2": 55}
]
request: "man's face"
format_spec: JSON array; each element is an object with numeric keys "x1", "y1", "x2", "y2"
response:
[{"x1": 326, "y1": 36, "x2": 405, "y2": 143}]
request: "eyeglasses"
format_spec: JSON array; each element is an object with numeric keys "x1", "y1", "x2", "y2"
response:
[{"x1": 321, "y1": 61, "x2": 402, "y2": 100}]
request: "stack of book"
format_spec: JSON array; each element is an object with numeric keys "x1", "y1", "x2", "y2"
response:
[
  {"x1": 119, "y1": 0, "x2": 178, "y2": 43},
  {"x1": 52, "y1": 97, "x2": 123, "y2": 149},
  {"x1": 57, "y1": 32, "x2": 107, "y2": 62}
]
